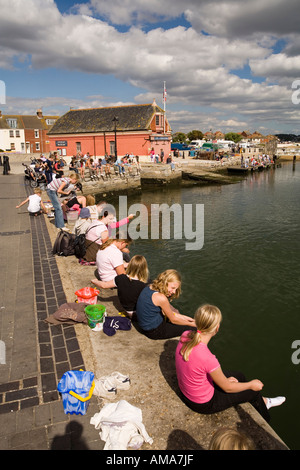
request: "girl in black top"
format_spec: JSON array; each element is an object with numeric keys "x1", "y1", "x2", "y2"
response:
[{"x1": 92, "y1": 255, "x2": 149, "y2": 317}]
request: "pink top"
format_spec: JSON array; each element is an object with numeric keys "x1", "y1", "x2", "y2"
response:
[
  {"x1": 108, "y1": 217, "x2": 129, "y2": 236},
  {"x1": 175, "y1": 331, "x2": 220, "y2": 404},
  {"x1": 85, "y1": 217, "x2": 129, "y2": 244}
]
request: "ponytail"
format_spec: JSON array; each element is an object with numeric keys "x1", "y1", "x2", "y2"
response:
[{"x1": 180, "y1": 304, "x2": 222, "y2": 361}]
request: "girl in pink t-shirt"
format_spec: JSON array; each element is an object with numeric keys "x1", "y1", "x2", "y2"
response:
[{"x1": 175, "y1": 305, "x2": 285, "y2": 422}]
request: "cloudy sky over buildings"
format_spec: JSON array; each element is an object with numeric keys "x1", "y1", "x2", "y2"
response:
[{"x1": 0, "y1": 0, "x2": 300, "y2": 134}]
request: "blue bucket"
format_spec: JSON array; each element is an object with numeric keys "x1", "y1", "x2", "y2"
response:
[{"x1": 57, "y1": 370, "x2": 95, "y2": 415}]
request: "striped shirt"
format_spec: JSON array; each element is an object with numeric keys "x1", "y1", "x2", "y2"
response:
[{"x1": 47, "y1": 177, "x2": 70, "y2": 192}]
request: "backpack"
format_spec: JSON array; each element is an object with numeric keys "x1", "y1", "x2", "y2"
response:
[
  {"x1": 73, "y1": 225, "x2": 102, "y2": 259},
  {"x1": 73, "y1": 233, "x2": 87, "y2": 259},
  {"x1": 52, "y1": 230, "x2": 76, "y2": 256}
]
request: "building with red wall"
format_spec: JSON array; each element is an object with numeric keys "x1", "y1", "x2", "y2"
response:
[{"x1": 48, "y1": 100, "x2": 172, "y2": 159}]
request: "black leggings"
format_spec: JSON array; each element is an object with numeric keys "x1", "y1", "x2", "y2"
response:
[
  {"x1": 180, "y1": 370, "x2": 270, "y2": 422},
  {"x1": 142, "y1": 321, "x2": 196, "y2": 340}
]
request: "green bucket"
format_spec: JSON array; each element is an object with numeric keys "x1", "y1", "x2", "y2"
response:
[{"x1": 85, "y1": 304, "x2": 106, "y2": 330}]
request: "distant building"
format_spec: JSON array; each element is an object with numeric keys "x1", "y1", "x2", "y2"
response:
[
  {"x1": 0, "y1": 109, "x2": 58, "y2": 154},
  {"x1": 0, "y1": 112, "x2": 25, "y2": 152},
  {"x1": 48, "y1": 100, "x2": 172, "y2": 158}
]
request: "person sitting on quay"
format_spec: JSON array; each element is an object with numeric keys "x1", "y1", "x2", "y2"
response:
[
  {"x1": 93, "y1": 233, "x2": 132, "y2": 284},
  {"x1": 83, "y1": 208, "x2": 113, "y2": 262},
  {"x1": 84, "y1": 207, "x2": 134, "y2": 263},
  {"x1": 175, "y1": 304, "x2": 286, "y2": 423},
  {"x1": 85, "y1": 195, "x2": 106, "y2": 220},
  {"x1": 114, "y1": 157, "x2": 125, "y2": 176},
  {"x1": 73, "y1": 207, "x2": 93, "y2": 236},
  {"x1": 135, "y1": 269, "x2": 196, "y2": 340},
  {"x1": 92, "y1": 254, "x2": 149, "y2": 319}
]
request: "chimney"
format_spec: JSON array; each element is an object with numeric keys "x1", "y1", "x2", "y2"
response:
[{"x1": 36, "y1": 109, "x2": 43, "y2": 118}]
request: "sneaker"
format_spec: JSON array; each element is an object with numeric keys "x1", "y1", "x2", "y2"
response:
[
  {"x1": 60, "y1": 226, "x2": 70, "y2": 232},
  {"x1": 266, "y1": 396, "x2": 286, "y2": 410},
  {"x1": 93, "y1": 376, "x2": 117, "y2": 399},
  {"x1": 109, "y1": 371, "x2": 131, "y2": 390}
]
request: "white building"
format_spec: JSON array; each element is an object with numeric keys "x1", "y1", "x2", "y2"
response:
[{"x1": 0, "y1": 113, "x2": 25, "y2": 152}]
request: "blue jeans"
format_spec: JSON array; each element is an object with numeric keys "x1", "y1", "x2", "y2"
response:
[{"x1": 47, "y1": 189, "x2": 65, "y2": 228}]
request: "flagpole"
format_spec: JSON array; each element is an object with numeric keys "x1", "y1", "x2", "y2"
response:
[{"x1": 163, "y1": 81, "x2": 166, "y2": 134}]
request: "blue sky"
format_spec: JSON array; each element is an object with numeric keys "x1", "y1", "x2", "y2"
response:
[{"x1": 0, "y1": 0, "x2": 300, "y2": 135}]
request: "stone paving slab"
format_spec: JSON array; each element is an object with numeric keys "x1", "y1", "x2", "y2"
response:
[{"x1": 0, "y1": 173, "x2": 101, "y2": 450}]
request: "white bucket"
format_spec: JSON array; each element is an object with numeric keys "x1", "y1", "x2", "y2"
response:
[{"x1": 66, "y1": 210, "x2": 79, "y2": 225}]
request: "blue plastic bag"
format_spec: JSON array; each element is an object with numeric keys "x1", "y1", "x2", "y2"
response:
[{"x1": 57, "y1": 370, "x2": 95, "y2": 415}]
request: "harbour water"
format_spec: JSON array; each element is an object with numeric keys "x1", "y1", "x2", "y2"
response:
[{"x1": 110, "y1": 161, "x2": 299, "y2": 450}]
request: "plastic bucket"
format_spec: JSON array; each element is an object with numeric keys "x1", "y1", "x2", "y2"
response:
[
  {"x1": 75, "y1": 287, "x2": 100, "y2": 305},
  {"x1": 85, "y1": 304, "x2": 106, "y2": 330},
  {"x1": 57, "y1": 370, "x2": 95, "y2": 415},
  {"x1": 67, "y1": 210, "x2": 79, "y2": 225}
]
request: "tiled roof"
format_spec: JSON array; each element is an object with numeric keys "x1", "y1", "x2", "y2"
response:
[
  {"x1": 48, "y1": 103, "x2": 165, "y2": 135},
  {"x1": 0, "y1": 115, "x2": 24, "y2": 130},
  {"x1": 0, "y1": 114, "x2": 58, "y2": 130},
  {"x1": 21, "y1": 116, "x2": 47, "y2": 130}
]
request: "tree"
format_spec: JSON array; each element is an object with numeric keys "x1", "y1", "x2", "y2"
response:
[
  {"x1": 187, "y1": 130, "x2": 203, "y2": 141},
  {"x1": 172, "y1": 132, "x2": 187, "y2": 143},
  {"x1": 225, "y1": 132, "x2": 242, "y2": 143}
]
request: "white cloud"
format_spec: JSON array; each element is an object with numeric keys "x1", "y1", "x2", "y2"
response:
[{"x1": 0, "y1": 0, "x2": 300, "y2": 133}]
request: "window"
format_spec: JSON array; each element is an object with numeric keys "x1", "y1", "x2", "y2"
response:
[
  {"x1": 109, "y1": 141, "x2": 115, "y2": 155},
  {"x1": 16, "y1": 130, "x2": 20, "y2": 138},
  {"x1": 76, "y1": 142, "x2": 81, "y2": 153},
  {"x1": 34, "y1": 130, "x2": 39, "y2": 138},
  {"x1": 35, "y1": 142, "x2": 40, "y2": 151},
  {"x1": 155, "y1": 115, "x2": 160, "y2": 126},
  {"x1": 9, "y1": 130, "x2": 14, "y2": 138},
  {"x1": 46, "y1": 119, "x2": 56, "y2": 126},
  {"x1": 10, "y1": 143, "x2": 15, "y2": 150},
  {"x1": 6, "y1": 119, "x2": 17, "y2": 128}
]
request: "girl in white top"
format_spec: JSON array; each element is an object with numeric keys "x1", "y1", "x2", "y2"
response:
[{"x1": 94, "y1": 236, "x2": 131, "y2": 282}]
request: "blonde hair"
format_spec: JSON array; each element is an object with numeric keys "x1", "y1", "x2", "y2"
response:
[
  {"x1": 34, "y1": 188, "x2": 42, "y2": 195},
  {"x1": 100, "y1": 232, "x2": 132, "y2": 251},
  {"x1": 86, "y1": 195, "x2": 95, "y2": 205},
  {"x1": 180, "y1": 304, "x2": 222, "y2": 361},
  {"x1": 69, "y1": 173, "x2": 80, "y2": 181},
  {"x1": 151, "y1": 269, "x2": 181, "y2": 300},
  {"x1": 209, "y1": 427, "x2": 254, "y2": 450},
  {"x1": 126, "y1": 255, "x2": 149, "y2": 283}
]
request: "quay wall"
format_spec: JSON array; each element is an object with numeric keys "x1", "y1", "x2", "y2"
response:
[{"x1": 45, "y1": 215, "x2": 289, "y2": 450}]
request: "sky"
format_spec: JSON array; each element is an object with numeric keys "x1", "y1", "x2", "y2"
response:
[{"x1": 0, "y1": 0, "x2": 300, "y2": 135}]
